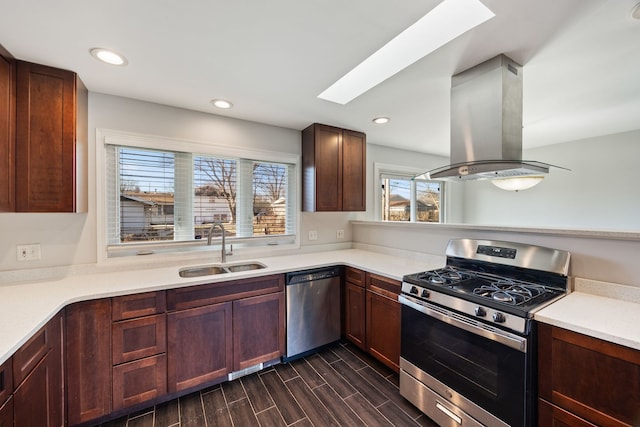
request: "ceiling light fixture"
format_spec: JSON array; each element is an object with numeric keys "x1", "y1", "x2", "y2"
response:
[
  {"x1": 372, "y1": 117, "x2": 390, "y2": 124},
  {"x1": 491, "y1": 176, "x2": 544, "y2": 192},
  {"x1": 317, "y1": 0, "x2": 494, "y2": 105},
  {"x1": 211, "y1": 99, "x2": 233, "y2": 109},
  {"x1": 632, "y1": 2, "x2": 640, "y2": 20},
  {"x1": 90, "y1": 48, "x2": 127, "y2": 66}
]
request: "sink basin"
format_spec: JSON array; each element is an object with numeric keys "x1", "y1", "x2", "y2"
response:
[
  {"x1": 225, "y1": 262, "x2": 266, "y2": 272},
  {"x1": 178, "y1": 265, "x2": 228, "y2": 278},
  {"x1": 179, "y1": 262, "x2": 266, "y2": 277}
]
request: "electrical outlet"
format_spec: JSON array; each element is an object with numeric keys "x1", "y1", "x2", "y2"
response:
[
  {"x1": 17, "y1": 244, "x2": 41, "y2": 261},
  {"x1": 336, "y1": 229, "x2": 345, "y2": 239},
  {"x1": 308, "y1": 230, "x2": 318, "y2": 241}
]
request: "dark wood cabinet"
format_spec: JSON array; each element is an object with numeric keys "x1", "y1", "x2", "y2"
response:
[
  {"x1": 344, "y1": 273, "x2": 367, "y2": 351},
  {"x1": 111, "y1": 292, "x2": 167, "y2": 411},
  {"x1": 0, "y1": 49, "x2": 15, "y2": 213},
  {"x1": 538, "y1": 323, "x2": 640, "y2": 427},
  {"x1": 365, "y1": 273, "x2": 401, "y2": 372},
  {"x1": 13, "y1": 312, "x2": 63, "y2": 427},
  {"x1": 167, "y1": 302, "x2": 233, "y2": 393},
  {"x1": 66, "y1": 299, "x2": 112, "y2": 425},
  {"x1": 0, "y1": 397, "x2": 12, "y2": 427},
  {"x1": 233, "y1": 292, "x2": 285, "y2": 371},
  {"x1": 302, "y1": 123, "x2": 366, "y2": 212},
  {"x1": 15, "y1": 60, "x2": 87, "y2": 212}
]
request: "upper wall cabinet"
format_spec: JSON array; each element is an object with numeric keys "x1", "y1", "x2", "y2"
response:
[
  {"x1": 302, "y1": 123, "x2": 366, "y2": 212},
  {"x1": 0, "y1": 49, "x2": 15, "y2": 212},
  {"x1": 5, "y1": 60, "x2": 87, "y2": 212}
]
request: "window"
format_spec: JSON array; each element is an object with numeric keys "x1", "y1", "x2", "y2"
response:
[
  {"x1": 102, "y1": 134, "x2": 296, "y2": 256},
  {"x1": 380, "y1": 172, "x2": 442, "y2": 223}
]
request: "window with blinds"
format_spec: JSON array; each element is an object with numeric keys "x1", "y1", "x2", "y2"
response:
[
  {"x1": 380, "y1": 173, "x2": 442, "y2": 222},
  {"x1": 105, "y1": 144, "x2": 296, "y2": 249}
]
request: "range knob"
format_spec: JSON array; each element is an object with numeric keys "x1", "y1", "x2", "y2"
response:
[
  {"x1": 493, "y1": 312, "x2": 506, "y2": 323},
  {"x1": 410, "y1": 286, "x2": 419, "y2": 295},
  {"x1": 421, "y1": 289, "x2": 430, "y2": 298},
  {"x1": 474, "y1": 307, "x2": 486, "y2": 317}
]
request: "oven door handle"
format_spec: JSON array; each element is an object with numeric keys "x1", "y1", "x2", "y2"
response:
[{"x1": 399, "y1": 294, "x2": 527, "y2": 352}]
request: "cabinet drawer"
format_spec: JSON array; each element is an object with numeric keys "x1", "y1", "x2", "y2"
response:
[
  {"x1": 0, "y1": 358, "x2": 11, "y2": 405},
  {"x1": 112, "y1": 291, "x2": 166, "y2": 321},
  {"x1": 112, "y1": 354, "x2": 167, "y2": 411},
  {"x1": 112, "y1": 315, "x2": 166, "y2": 365},
  {"x1": 366, "y1": 272, "x2": 400, "y2": 299},
  {"x1": 12, "y1": 313, "x2": 61, "y2": 385},
  {"x1": 167, "y1": 274, "x2": 284, "y2": 311},
  {"x1": 345, "y1": 267, "x2": 365, "y2": 287}
]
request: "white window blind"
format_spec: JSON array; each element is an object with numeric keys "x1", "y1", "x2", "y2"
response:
[{"x1": 105, "y1": 143, "x2": 296, "y2": 250}]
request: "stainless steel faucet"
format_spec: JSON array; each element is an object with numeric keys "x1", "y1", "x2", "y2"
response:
[{"x1": 207, "y1": 222, "x2": 232, "y2": 263}]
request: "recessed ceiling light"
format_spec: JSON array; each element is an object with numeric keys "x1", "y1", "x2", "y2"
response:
[
  {"x1": 372, "y1": 117, "x2": 390, "y2": 124},
  {"x1": 211, "y1": 99, "x2": 233, "y2": 109},
  {"x1": 90, "y1": 48, "x2": 127, "y2": 66},
  {"x1": 318, "y1": 0, "x2": 494, "y2": 104}
]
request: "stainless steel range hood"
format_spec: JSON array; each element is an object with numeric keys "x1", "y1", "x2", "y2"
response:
[{"x1": 420, "y1": 55, "x2": 563, "y2": 181}]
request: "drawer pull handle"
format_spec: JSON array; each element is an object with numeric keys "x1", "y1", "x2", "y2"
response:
[{"x1": 436, "y1": 402, "x2": 462, "y2": 424}]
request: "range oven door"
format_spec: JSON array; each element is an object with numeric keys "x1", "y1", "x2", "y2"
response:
[{"x1": 399, "y1": 294, "x2": 533, "y2": 427}]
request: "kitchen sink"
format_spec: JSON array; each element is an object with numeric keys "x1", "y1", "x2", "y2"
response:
[
  {"x1": 178, "y1": 262, "x2": 266, "y2": 278},
  {"x1": 225, "y1": 262, "x2": 266, "y2": 272}
]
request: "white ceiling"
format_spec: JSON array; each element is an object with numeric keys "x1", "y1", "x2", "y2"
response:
[{"x1": 1, "y1": 0, "x2": 639, "y2": 157}]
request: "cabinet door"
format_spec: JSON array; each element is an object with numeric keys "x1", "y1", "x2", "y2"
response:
[
  {"x1": 0, "y1": 397, "x2": 12, "y2": 427},
  {"x1": 342, "y1": 129, "x2": 366, "y2": 211},
  {"x1": 167, "y1": 302, "x2": 232, "y2": 393},
  {"x1": 538, "y1": 323, "x2": 640, "y2": 427},
  {"x1": 13, "y1": 350, "x2": 63, "y2": 427},
  {"x1": 15, "y1": 61, "x2": 78, "y2": 212},
  {"x1": 66, "y1": 300, "x2": 112, "y2": 425},
  {"x1": 0, "y1": 52, "x2": 14, "y2": 212},
  {"x1": 344, "y1": 281, "x2": 366, "y2": 350},
  {"x1": 233, "y1": 292, "x2": 285, "y2": 371},
  {"x1": 112, "y1": 354, "x2": 167, "y2": 411},
  {"x1": 302, "y1": 123, "x2": 342, "y2": 211},
  {"x1": 366, "y1": 273, "x2": 401, "y2": 372}
]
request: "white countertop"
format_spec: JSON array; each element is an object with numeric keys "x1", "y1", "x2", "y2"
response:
[
  {"x1": 0, "y1": 248, "x2": 443, "y2": 365},
  {"x1": 3, "y1": 248, "x2": 639, "y2": 366},
  {"x1": 534, "y1": 278, "x2": 640, "y2": 351}
]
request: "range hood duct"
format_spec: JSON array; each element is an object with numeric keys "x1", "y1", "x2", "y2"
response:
[{"x1": 422, "y1": 54, "x2": 564, "y2": 181}]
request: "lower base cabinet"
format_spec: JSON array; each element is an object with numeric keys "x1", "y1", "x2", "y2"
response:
[
  {"x1": 538, "y1": 323, "x2": 640, "y2": 427},
  {"x1": 66, "y1": 300, "x2": 112, "y2": 425},
  {"x1": 112, "y1": 354, "x2": 167, "y2": 411},
  {"x1": 365, "y1": 273, "x2": 401, "y2": 372},
  {"x1": 167, "y1": 302, "x2": 233, "y2": 393}
]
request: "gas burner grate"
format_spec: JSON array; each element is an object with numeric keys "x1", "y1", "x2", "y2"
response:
[
  {"x1": 416, "y1": 266, "x2": 475, "y2": 285},
  {"x1": 473, "y1": 281, "x2": 547, "y2": 306}
]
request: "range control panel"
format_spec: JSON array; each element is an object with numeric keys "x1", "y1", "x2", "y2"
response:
[{"x1": 477, "y1": 245, "x2": 517, "y2": 259}]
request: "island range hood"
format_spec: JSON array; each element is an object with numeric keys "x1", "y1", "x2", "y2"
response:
[{"x1": 419, "y1": 54, "x2": 564, "y2": 181}]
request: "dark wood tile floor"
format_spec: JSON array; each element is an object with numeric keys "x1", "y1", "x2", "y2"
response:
[{"x1": 97, "y1": 342, "x2": 438, "y2": 427}]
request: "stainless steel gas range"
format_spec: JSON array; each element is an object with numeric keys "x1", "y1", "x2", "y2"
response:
[{"x1": 399, "y1": 239, "x2": 570, "y2": 427}]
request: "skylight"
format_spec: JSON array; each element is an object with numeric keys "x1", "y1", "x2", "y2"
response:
[{"x1": 317, "y1": 0, "x2": 495, "y2": 105}]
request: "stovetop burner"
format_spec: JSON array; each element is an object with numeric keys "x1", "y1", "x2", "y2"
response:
[
  {"x1": 415, "y1": 266, "x2": 475, "y2": 285},
  {"x1": 472, "y1": 280, "x2": 546, "y2": 306}
]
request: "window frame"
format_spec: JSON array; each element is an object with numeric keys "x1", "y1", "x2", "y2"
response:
[
  {"x1": 374, "y1": 162, "x2": 444, "y2": 223},
  {"x1": 96, "y1": 129, "x2": 300, "y2": 262}
]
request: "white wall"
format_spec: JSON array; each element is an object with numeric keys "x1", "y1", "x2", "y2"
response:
[{"x1": 460, "y1": 130, "x2": 640, "y2": 230}]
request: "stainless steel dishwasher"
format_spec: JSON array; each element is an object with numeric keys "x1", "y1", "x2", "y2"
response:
[{"x1": 284, "y1": 266, "x2": 341, "y2": 361}]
